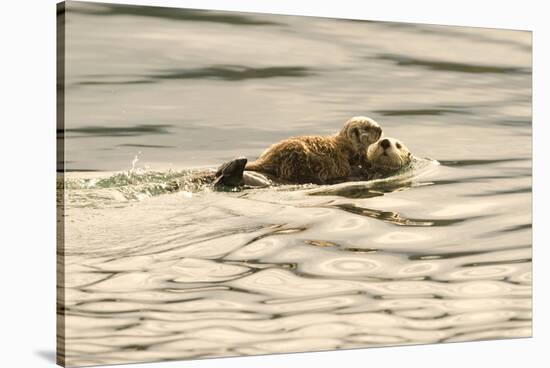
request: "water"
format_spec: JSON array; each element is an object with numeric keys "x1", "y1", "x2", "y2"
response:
[{"x1": 58, "y1": 2, "x2": 532, "y2": 367}]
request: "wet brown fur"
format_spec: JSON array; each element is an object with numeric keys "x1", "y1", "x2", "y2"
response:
[
  {"x1": 245, "y1": 117, "x2": 382, "y2": 184},
  {"x1": 245, "y1": 135, "x2": 356, "y2": 184}
]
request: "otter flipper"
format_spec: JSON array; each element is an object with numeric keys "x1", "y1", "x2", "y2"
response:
[{"x1": 213, "y1": 157, "x2": 248, "y2": 187}]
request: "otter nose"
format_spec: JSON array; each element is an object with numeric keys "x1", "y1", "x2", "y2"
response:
[{"x1": 380, "y1": 138, "x2": 391, "y2": 149}]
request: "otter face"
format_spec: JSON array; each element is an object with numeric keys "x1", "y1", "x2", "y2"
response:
[
  {"x1": 367, "y1": 137, "x2": 412, "y2": 170},
  {"x1": 340, "y1": 116, "x2": 383, "y2": 151}
]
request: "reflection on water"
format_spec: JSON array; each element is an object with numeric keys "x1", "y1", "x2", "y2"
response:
[
  {"x1": 375, "y1": 108, "x2": 468, "y2": 116},
  {"x1": 59, "y1": 2, "x2": 531, "y2": 367},
  {"x1": 65, "y1": 124, "x2": 173, "y2": 137},
  {"x1": 77, "y1": 66, "x2": 314, "y2": 86},
  {"x1": 331, "y1": 203, "x2": 474, "y2": 227},
  {"x1": 377, "y1": 54, "x2": 530, "y2": 74},
  {"x1": 70, "y1": 2, "x2": 283, "y2": 26}
]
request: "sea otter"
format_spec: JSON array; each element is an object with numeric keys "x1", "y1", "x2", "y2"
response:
[
  {"x1": 243, "y1": 116, "x2": 382, "y2": 184},
  {"x1": 214, "y1": 136, "x2": 413, "y2": 188},
  {"x1": 364, "y1": 136, "x2": 413, "y2": 179}
]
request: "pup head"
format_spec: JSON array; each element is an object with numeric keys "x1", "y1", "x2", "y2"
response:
[
  {"x1": 367, "y1": 137, "x2": 412, "y2": 171},
  {"x1": 339, "y1": 116, "x2": 383, "y2": 152}
]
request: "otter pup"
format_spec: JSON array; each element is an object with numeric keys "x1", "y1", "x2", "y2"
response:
[{"x1": 244, "y1": 116, "x2": 382, "y2": 184}]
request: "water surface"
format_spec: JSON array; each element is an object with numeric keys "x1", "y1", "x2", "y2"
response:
[{"x1": 59, "y1": 2, "x2": 531, "y2": 367}]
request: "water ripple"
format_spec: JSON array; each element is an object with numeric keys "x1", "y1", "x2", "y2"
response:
[
  {"x1": 77, "y1": 66, "x2": 313, "y2": 86},
  {"x1": 332, "y1": 203, "x2": 473, "y2": 227},
  {"x1": 377, "y1": 54, "x2": 531, "y2": 74},
  {"x1": 71, "y1": 2, "x2": 283, "y2": 26}
]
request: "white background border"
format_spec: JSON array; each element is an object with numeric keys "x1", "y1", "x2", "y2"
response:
[{"x1": 1, "y1": 0, "x2": 546, "y2": 367}]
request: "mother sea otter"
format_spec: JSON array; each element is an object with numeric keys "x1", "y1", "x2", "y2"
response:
[{"x1": 214, "y1": 136, "x2": 412, "y2": 187}]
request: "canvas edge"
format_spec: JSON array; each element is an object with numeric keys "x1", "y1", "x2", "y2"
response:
[{"x1": 56, "y1": 1, "x2": 67, "y2": 367}]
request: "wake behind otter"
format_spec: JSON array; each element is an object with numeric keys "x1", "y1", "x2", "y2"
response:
[{"x1": 62, "y1": 156, "x2": 439, "y2": 210}]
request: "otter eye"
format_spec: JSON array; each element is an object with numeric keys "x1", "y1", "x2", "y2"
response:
[{"x1": 396, "y1": 143, "x2": 402, "y2": 149}]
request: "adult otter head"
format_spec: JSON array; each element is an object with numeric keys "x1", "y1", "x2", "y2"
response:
[
  {"x1": 339, "y1": 116, "x2": 383, "y2": 152},
  {"x1": 367, "y1": 137, "x2": 412, "y2": 171}
]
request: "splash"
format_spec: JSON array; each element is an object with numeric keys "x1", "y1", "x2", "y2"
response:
[
  {"x1": 131, "y1": 151, "x2": 141, "y2": 171},
  {"x1": 63, "y1": 167, "x2": 215, "y2": 207}
]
